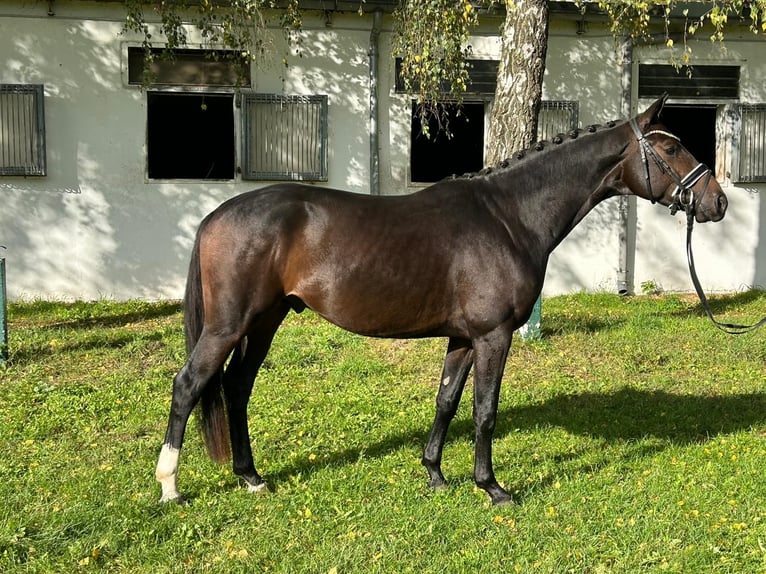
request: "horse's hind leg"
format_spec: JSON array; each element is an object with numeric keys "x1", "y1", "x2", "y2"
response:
[
  {"x1": 156, "y1": 330, "x2": 239, "y2": 502},
  {"x1": 222, "y1": 303, "x2": 289, "y2": 494},
  {"x1": 422, "y1": 338, "x2": 473, "y2": 490}
]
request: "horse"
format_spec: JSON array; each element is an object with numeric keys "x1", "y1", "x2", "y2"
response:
[{"x1": 155, "y1": 95, "x2": 728, "y2": 505}]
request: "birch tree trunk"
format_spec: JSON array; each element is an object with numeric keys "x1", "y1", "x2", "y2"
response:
[{"x1": 485, "y1": 0, "x2": 550, "y2": 166}]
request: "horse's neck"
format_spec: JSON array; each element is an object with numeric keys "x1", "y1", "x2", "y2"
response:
[{"x1": 489, "y1": 130, "x2": 628, "y2": 256}]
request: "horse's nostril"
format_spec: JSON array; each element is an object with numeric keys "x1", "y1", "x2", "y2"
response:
[{"x1": 717, "y1": 194, "x2": 728, "y2": 214}]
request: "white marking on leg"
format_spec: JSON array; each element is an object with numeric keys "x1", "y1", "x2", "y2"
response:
[
  {"x1": 442, "y1": 376, "x2": 451, "y2": 386},
  {"x1": 156, "y1": 444, "x2": 181, "y2": 502},
  {"x1": 247, "y1": 482, "x2": 270, "y2": 494}
]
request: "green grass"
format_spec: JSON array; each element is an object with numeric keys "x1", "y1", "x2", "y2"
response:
[{"x1": 1, "y1": 292, "x2": 765, "y2": 573}]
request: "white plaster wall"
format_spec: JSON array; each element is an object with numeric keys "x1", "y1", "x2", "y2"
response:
[
  {"x1": 0, "y1": 3, "x2": 373, "y2": 300},
  {"x1": 540, "y1": 25, "x2": 625, "y2": 295}
]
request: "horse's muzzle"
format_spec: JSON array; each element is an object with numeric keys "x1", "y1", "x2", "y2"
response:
[{"x1": 696, "y1": 189, "x2": 728, "y2": 223}]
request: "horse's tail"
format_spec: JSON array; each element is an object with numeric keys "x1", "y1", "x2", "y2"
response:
[{"x1": 184, "y1": 231, "x2": 231, "y2": 465}]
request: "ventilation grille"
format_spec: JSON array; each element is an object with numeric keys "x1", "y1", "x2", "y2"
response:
[{"x1": 638, "y1": 64, "x2": 739, "y2": 100}]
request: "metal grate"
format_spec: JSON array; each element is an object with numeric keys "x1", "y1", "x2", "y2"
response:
[
  {"x1": 241, "y1": 94, "x2": 328, "y2": 181},
  {"x1": 737, "y1": 104, "x2": 766, "y2": 183},
  {"x1": 537, "y1": 100, "x2": 579, "y2": 140},
  {"x1": 0, "y1": 84, "x2": 46, "y2": 176}
]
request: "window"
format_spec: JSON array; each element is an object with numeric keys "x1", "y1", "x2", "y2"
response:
[
  {"x1": 409, "y1": 101, "x2": 485, "y2": 183},
  {"x1": 146, "y1": 92, "x2": 234, "y2": 180},
  {"x1": 735, "y1": 104, "x2": 766, "y2": 183},
  {"x1": 537, "y1": 100, "x2": 579, "y2": 140},
  {"x1": 407, "y1": 100, "x2": 577, "y2": 185},
  {"x1": 638, "y1": 64, "x2": 740, "y2": 100},
  {"x1": 127, "y1": 47, "x2": 250, "y2": 87},
  {"x1": 241, "y1": 94, "x2": 328, "y2": 181},
  {"x1": 662, "y1": 104, "x2": 717, "y2": 173},
  {"x1": 637, "y1": 64, "x2": 747, "y2": 182},
  {"x1": 0, "y1": 84, "x2": 46, "y2": 176},
  {"x1": 395, "y1": 59, "x2": 499, "y2": 95}
]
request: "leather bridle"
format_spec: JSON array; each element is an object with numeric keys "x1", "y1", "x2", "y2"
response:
[
  {"x1": 629, "y1": 118, "x2": 712, "y2": 216},
  {"x1": 629, "y1": 118, "x2": 765, "y2": 335}
]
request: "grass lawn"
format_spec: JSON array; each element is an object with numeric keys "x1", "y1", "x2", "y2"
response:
[{"x1": 0, "y1": 292, "x2": 765, "y2": 573}]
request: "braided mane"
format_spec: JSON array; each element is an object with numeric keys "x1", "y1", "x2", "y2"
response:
[{"x1": 448, "y1": 119, "x2": 623, "y2": 181}]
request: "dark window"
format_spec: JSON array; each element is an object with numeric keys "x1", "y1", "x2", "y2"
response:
[
  {"x1": 661, "y1": 105, "x2": 717, "y2": 172},
  {"x1": 410, "y1": 102, "x2": 484, "y2": 183},
  {"x1": 638, "y1": 64, "x2": 739, "y2": 100},
  {"x1": 395, "y1": 59, "x2": 499, "y2": 95},
  {"x1": 146, "y1": 92, "x2": 234, "y2": 180}
]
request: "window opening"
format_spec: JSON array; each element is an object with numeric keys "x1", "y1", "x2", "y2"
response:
[
  {"x1": 538, "y1": 100, "x2": 579, "y2": 140},
  {"x1": 410, "y1": 102, "x2": 484, "y2": 183},
  {"x1": 661, "y1": 105, "x2": 717, "y2": 173},
  {"x1": 638, "y1": 64, "x2": 739, "y2": 100},
  {"x1": 146, "y1": 92, "x2": 234, "y2": 180}
]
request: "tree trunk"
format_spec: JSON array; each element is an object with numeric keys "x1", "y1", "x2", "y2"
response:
[{"x1": 485, "y1": 0, "x2": 550, "y2": 166}]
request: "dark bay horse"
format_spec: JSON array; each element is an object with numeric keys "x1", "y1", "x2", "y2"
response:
[{"x1": 156, "y1": 96, "x2": 728, "y2": 505}]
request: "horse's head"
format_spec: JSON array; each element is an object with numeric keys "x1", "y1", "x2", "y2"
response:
[{"x1": 625, "y1": 95, "x2": 727, "y2": 223}]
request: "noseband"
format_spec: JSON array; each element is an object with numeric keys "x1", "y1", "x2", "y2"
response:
[{"x1": 629, "y1": 118, "x2": 712, "y2": 216}]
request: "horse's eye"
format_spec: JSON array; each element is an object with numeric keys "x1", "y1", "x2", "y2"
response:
[{"x1": 664, "y1": 145, "x2": 678, "y2": 156}]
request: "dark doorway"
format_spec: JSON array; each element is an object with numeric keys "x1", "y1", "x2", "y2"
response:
[
  {"x1": 410, "y1": 102, "x2": 485, "y2": 183},
  {"x1": 147, "y1": 92, "x2": 235, "y2": 180},
  {"x1": 660, "y1": 105, "x2": 717, "y2": 172}
]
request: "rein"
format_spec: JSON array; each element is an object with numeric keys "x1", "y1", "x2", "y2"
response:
[
  {"x1": 685, "y1": 210, "x2": 766, "y2": 334},
  {"x1": 630, "y1": 119, "x2": 766, "y2": 335}
]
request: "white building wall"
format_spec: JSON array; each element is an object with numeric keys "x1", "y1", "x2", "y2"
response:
[
  {"x1": 0, "y1": 3, "x2": 374, "y2": 300},
  {"x1": 0, "y1": 2, "x2": 762, "y2": 300}
]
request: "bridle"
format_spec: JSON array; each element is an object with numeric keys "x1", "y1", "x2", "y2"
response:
[
  {"x1": 629, "y1": 118, "x2": 712, "y2": 216},
  {"x1": 629, "y1": 118, "x2": 766, "y2": 335}
]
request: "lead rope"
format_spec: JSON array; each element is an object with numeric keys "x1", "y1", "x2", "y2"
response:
[{"x1": 685, "y1": 209, "x2": 766, "y2": 334}]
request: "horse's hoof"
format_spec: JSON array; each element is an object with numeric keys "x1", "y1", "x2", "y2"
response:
[
  {"x1": 492, "y1": 495, "x2": 514, "y2": 506},
  {"x1": 430, "y1": 482, "x2": 450, "y2": 492},
  {"x1": 159, "y1": 493, "x2": 186, "y2": 505},
  {"x1": 490, "y1": 491, "x2": 514, "y2": 506}
]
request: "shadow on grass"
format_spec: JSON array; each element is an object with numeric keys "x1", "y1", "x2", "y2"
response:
[
  {"x1": 539, "y1": 290, "x2": 764, "y2": 336},
  {"x1": 686, "y1": 289, "x2": 766, "y2": 317},
  {"x1": 9, "y1": 300, "x2": 182, "y2": 330},
  {"x1": 8, "y1": 331, "x2": 169, "y2": 366},
  {"x1": 540, "y1": 315, "x2": 627, "y2": 337},
  {"x1": 263, "y1": 388, "x2": 766, "y2": 495}
]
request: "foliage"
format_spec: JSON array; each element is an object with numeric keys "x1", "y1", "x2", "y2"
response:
[
  {"x1": 121, "y1": 1, "x2": 766, "y2": 119},
  {"x1": 391, "y1": 0, "x2": 479, "y2": 135},
  {"x1": 122, "y1": 0, "x2": 298, "y2": 85},
  {"x1": 1, "y1": 293, "x2": 765, "y2": 572},
  {"x1": 591, "y1": 0, "x2": 766, "y2": 65}
]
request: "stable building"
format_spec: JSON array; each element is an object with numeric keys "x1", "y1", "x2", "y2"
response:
[{"x1": 0, "y1": 1, "x2": 764, "y2": 300}]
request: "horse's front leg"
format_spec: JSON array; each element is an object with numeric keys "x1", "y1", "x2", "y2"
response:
[
  {"x1": 472, "y1": 326, "x2": 513, "y2": 505},
  {"x1": 223, "y1": 305, "x2": 288, "y2": 494},
  {"x1": 222, "y1": 343, "x2": 267, "y2": 494},
  {"x1": 422, "y1": 338, "x2": 473, "y2": 490}
]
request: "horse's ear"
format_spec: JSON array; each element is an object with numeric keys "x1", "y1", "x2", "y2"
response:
[{"x1": 636, "y1": 93, "x2": 669, "y2": 131}]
